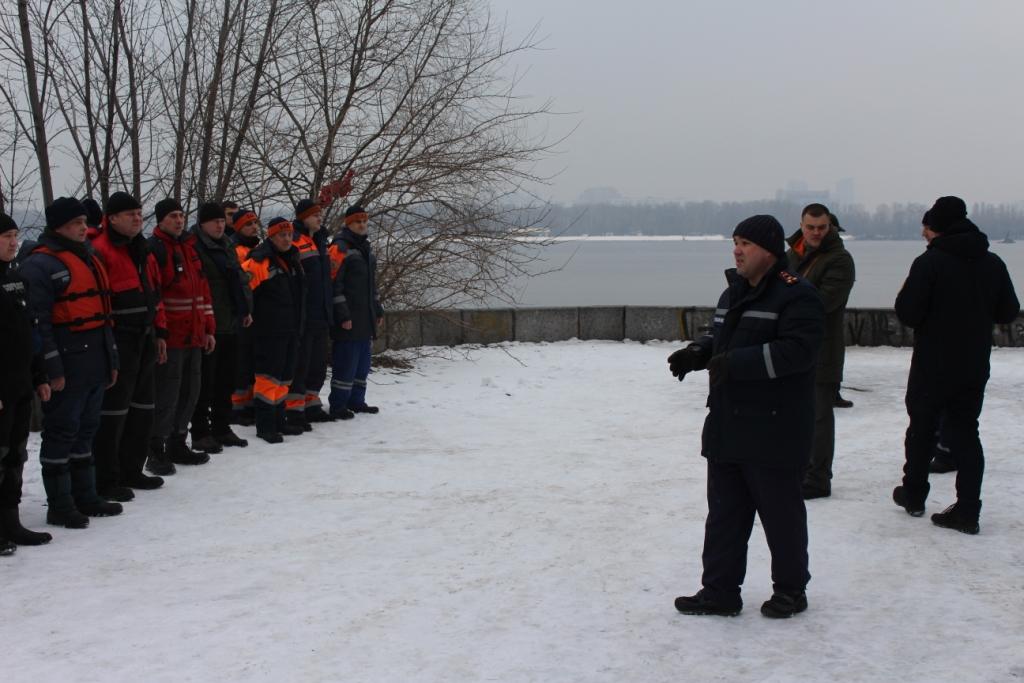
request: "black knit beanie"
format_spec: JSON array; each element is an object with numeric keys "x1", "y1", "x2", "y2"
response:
[
  {"x1": 0, "y1": 212, "x2": 17, "y2": 235},
  {"x1": 733, "y1": 215, "x2": 785, "y2": 258},
  {"x1": 295, "y1": 199, "x2": 321, "y2": 221},
  {"x1": 198, "y1": 202, "x2": 226, "y2": 223},
  {"x1": 81, "y1": 197, "x2": 103, "y2": 227},
  {"x1": 926, "y1": 196, "x2": 967, "y2": 233},
  {"x1": 105, "y1": 191, "x2": 142, "y2": 216},
  {"x1": 46, "y1": 197, "x2": 88, "y2": 231},
  {"x1": 154, "y1": 198, "x2": 184, "y2": 224}
]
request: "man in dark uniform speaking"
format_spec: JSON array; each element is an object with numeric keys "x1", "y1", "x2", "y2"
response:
[{"x1": 667, "y1": 215, "x2": 824, "y2": 618}]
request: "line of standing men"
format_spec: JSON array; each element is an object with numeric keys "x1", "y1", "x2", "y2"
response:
[{"x1": 0, "y1": 193, "x2": 384, "y2": 555}]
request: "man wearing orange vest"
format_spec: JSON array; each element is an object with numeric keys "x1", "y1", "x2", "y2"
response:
[
  {"x1": 90, "y1": 192, "x2": 169, "y2": 501},
  {"x1": 147, "y1": 198, "x2": 220, "y2": 476},
  {"x1": 285, "y1": 199, "x2": 334, "y2": 429},
  {"x1": 19, "y1": 197, "x2": 123, "y2": 528},
  {"x1": 229, "y1": 208, "x2": 260, "y2": 426},
  {"x1": 241, "y1": 217, "x2": 306, "y2": 443}
]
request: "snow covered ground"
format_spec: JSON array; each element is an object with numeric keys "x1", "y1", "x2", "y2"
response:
[{"x1": 5, "y1": 342, "x2": 1024, "y2": 683}]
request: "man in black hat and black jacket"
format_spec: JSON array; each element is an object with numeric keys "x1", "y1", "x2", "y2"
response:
[
  {"x1": 0, "y1": 213, "x2": 53, "y2": 553},
  {"x1": 18, "y1": 197, "x2": 123, "y2": 528},
  {"x1": 190, "y1": 202, "x2": 252, "y2": 457},
  {"x1": 327, "y1": 205, "x2": 385, "y2": 419},
  {"x1": 668, "y1": 215, "x2": 824, "y2": 619},
  {"x1": 892, "y1": 196, "x2": 1019, "y2": 534}
]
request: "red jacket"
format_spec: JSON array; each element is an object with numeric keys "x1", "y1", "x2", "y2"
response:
[
  {"x1": 89, "y1": 227, "x2": 167, "y2": 337},
  {"x1": 148, "y1": 227, "x2": 216, "y2": 348}
]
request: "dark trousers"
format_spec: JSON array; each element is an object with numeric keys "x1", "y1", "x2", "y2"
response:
[
  {"x1": 329, "y1": 339, "x2": 372, "y2": 412},
  {"x1": 232, "y1": 327, "x2": 255, "y2": 416},
  {"x1": 305, "y1": 327, "x2": 329, "y2": 411},
  {"x1": 192, "y1": 333, "x2": 237, "y2": 438},
  {"x1": 0, "y1": 393, "x2": 32, "y2": 508},
  {"x1": 153, "y1": 346, "x2": 203, "y2": 442},
  {"x1": 804, "y1": 382, "x2": 838, "y2": 490},
  {"x1": 285, "y1": 325, "x2": 329, "y2": 415},
  {"x1": 903, "y1": 386, "x2": 986, "y2": 506},
  {"x1": 94, "y1": 330, "x2": 156, "y2": 489},
  {"x1": 39, "y1": 382, "x2": 105, "y2": 467},
  {"x1": 253, "y1": 334, "x2": 298, "y2": 427},
  {"x1": 701, "y1": 461, "x2": 810, "y2": 602}
]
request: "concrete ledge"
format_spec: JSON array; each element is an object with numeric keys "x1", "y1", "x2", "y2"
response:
[
  {"x1": 386, "y1": 311, "x2": 422, "y2": 350},
  {"x1": 516, "y1": 308, "x2": 579, "y2": 343},
  {"x1": 421, "y1": 312, "x2": 465, "y2": 347},
  {"x1": 462, "y1": 309, "x2": 515, "y2": 345},
  {"x1": 377, "y1": 307, "x2": 1024, "y2": 349},
  {"x1": 624, "y1": 306, "x2": 685, "y2": 341},
  {"x1": 579, "y1": 307, "x2": 624, "y2": 340}
]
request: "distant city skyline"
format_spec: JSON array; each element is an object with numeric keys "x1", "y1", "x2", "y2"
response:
[{"x1": 489, "y1": 0, "x2": 1024, "y2": 209}]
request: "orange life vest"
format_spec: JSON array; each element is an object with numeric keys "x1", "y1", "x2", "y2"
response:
[{"x1": 34, "y1": 245, "x2": 113, "y2": 332}]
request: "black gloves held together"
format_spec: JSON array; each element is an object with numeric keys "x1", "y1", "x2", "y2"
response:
[{"x1": 667, "y1": 344, "x2": 704, "y2": 381}]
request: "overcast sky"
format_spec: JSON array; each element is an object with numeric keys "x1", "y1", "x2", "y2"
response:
[{"x1": 489, "y1": 0, "x2": 1024, "y2": 208}]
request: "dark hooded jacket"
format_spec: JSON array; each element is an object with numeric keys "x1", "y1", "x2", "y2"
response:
[
  {"x1": 327, "y1": 228, "x2": 384, "y2": 341},
  {"x1": 786, "y1": 227, "x2": 855, "y2": 384},
  {"x1": 691, "y1": 258, "x2": 825, "y2": 469},
  {"x1": 192, "y1": 224, "x2": 250, "y2": 334},
  {"x1": 895, "y1": 219, "x2": 1019, "y2": 398}
]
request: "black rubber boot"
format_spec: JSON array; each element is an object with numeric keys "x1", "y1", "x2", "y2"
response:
[
  {"x1": 70, "y1": 458, "x2": 124, "y2": 517},
  {"x1": 42, "y1": 464, "x2": 89, "y2": 529},
  {"x1": 256, "y1": 404, "x2": 283, "y2": 443},
  {"x1": 125, "y1": 472, "x2": 164, "y2": 490},
  {"x1": 278, "y1": 406, "x2": 304, "y2": 436},
  {"x1": 1, "y1": 507, "x2": 52, "y2": 545},
  {"x1": 931, "y1": 501, "x2": 981, "y2": 535},
  {"x1": 674, "y1": 589, "x2": 742, "y2": 617}
]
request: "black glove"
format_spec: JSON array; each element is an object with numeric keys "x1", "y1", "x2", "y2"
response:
[
  {"x1": 707, "y1": 352, "x2": 730, "y2": 386},
  {"x1": 668, "y1": 344, "x2": 703, "y2": 381}
]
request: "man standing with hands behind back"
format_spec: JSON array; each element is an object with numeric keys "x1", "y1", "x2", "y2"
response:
[{"x1": 786, "y1": 203, "x2": 855, "y2": 499}]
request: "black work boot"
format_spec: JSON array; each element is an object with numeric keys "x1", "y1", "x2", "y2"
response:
[
  {"x1": 305, "y1": 406, "x2": 335, "y2": 423},
  {"x1": 892, "y1": 485, "x2": 926, "y2": 517},
  {"x1": 760, "y1": 590, "x2": 808, "y2": 618},
  {"x1": 42, "y1": 465, "x2": 89, "y2": 529},
  {"x1": 69, "y1": 458, "x2": 123, "y2": 518},
  {"x1": 351, "y1": 404, "x2": 380, "y2": 414},
  {"x1": 1, "y1": 507, "x2": 52, "y2": 545},
  {"x1": 191, "y1": 434, "x2": 224, "y2": 454},
  {"x1": 833, "y1": 391, "x2": 854, "y2": 408},
  {"x1": 285, "y1": 411, "x2": 311, "y2": 433},
  {"x1": 125, "y1": 471, "x2": 164, "y2": 490},
  {"x1": 931, "y1": 501, "x2": 981, "y2": 535},
  {"x1": 331, "y1": 408, "x2": 355, "y2": 421},
  {"x1": 674, "y1": 589, "x2": 742, "y2": 617},
  {"x1": 231, "y1": 407, "x2": 256, "y2": 427},
  {"x1": 0, "y1": 537, "x2": 14, "y2": 556},
  {"x1": 168, "y1": 435, "x2": 211, "y2": 466},
  {"x1": 146, "y1": 439, "x2": 177, "y2": 476},
  {"x1": 98, "y1": 485, "x2": 135, "y2": 502},
  {"x1": 214, "y1": 428, "x2": 249, "y2": 448}
]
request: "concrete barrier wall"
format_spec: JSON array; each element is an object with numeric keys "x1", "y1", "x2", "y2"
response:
[{"x1": 379, "y1": 307, "x2": 1024, "y2": 349}]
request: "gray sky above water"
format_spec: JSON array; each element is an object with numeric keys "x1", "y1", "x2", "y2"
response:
[{"x1": 490, "y1": 0, "x2": 1024, "y2": 208}]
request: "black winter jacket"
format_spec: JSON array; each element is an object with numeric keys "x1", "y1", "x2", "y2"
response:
[
  {"x1": 328, "y1": 229, "x2": 384, "y2": 342},
  {"x1": 692, "y1": 259, "x2": 825, "y2": 469},
  {"x1": 895, "y1": 220, "x2": 1019, "y2": 398},
  {"x1": 294, "y1": 219, "x2": 332, "y2": 329},
  {"x1": 0, "y1": 261, "x2": 47, "y2": 403},
  {"x1": 243, "y1": 240, "x2": 306, "y2": 338},
  {"x1": 193, "y1": 225, "x2": 250, "y2": 334}
]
